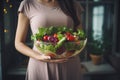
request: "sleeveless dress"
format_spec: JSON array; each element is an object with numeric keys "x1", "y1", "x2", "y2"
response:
[{"x1": 18, "y1": 0, "x2": 83, "y2": 80}]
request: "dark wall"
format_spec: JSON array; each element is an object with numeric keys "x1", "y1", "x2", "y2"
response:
[
  {"x1": 109, "y1": 0, "x2": 120, "y2": 72},
  {"x1": 116, "y1": 0, "x2": 120, "y2": 53},
  {"x1": 0, "y1": 0, "x2": 5, "y2": 80}
]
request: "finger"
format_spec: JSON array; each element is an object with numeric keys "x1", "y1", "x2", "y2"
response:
[
  {"x1": 41, "y1": 55, "x2": 51, "y2": 59},
  {"x1": 51, "y1": 59, "x2": 68, "y2": 63},
  {"x1": 44, "y1": 56, "x2": 51, "y2": 59}
]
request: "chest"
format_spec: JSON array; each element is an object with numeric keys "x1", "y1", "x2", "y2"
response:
[
  {"x1": 29, "y1": 3, "x2": 73, "y2": 34},
  {"x1": 33, "y1": 9, "x2": 72, "y2": 25}
]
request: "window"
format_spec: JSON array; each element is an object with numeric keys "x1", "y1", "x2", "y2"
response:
[
  {"x1": 93, "y1": 6, "x2": 104, "y2": 40},
  {"x1": 79, "y1": 0, "x2": 115, "y2": 60}
]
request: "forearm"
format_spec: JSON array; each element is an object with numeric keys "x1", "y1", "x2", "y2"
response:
[
  {"x1": 15, "y1": 41, "x2": 39, "y2": 59},
  {"x1": 15, "y1": 41, "x2": 51, "y2": 60},
  {"x1": 15, "y1": 13, "x2": 50, "y2": 60}
]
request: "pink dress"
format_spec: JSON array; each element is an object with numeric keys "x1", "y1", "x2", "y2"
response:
[{"x1": 18, "y1": 0, "x2": 83, "y2": 80}]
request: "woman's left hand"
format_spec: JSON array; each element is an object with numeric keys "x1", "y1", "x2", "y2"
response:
[
  {"x1": 40, "y1": 58, "x2": 68, "y2": 63},
  {"x1": 40, "y1": 56, "x2": 76, "y2": 63}
]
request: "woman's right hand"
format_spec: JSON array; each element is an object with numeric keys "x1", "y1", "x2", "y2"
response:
[
  {"x1": 34, "y1": 53, "x2": 51, "y2": 60},
  {"x1": 34, "y1": 52, "x2": 68, "y2": 63}
]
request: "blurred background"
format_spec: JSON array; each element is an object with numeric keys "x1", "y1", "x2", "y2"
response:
[{"x1": 0, "y1": 0, "x2": 120, "y2": 80}]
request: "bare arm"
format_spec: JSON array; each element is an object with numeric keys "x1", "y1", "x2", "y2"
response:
[
  {"x1": 15, "y1": 13, "x2": 50, "y2": 60},
  {"x1": 15, "y1": 13, "x2": 70, "y2": 63}
]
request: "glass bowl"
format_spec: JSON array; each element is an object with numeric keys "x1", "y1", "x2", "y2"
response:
[{"x1": 35, "y1": 38, "x2": 87, "y2": 61}]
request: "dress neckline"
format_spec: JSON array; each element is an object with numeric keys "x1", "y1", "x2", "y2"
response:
[{"x1": 35, "y1": 0, "x2": 60, "y2": 10}]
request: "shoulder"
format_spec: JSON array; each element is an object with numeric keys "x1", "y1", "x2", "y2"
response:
[
  {"x1": 19, "y1": 0, "x2": 35, "y2": 10},
  {"x1": 20, "y1": 0, "x2": 31, "y2": 3},
  {"x1": 20, "y1": 0, "x2": 28, "y2": 4},
  {"x1": 18, "y1": 0, "x2": 33, "y2": 18},
  {"x1": 20, "y1": 0, "x2": 33, "y2": 6},
  {"x1": 19, "y1": 0, "x2": 29, "y2": 9}
]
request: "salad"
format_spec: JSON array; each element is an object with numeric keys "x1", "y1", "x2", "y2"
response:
[{"x1": 31, "y1": 26, "x2": 87, "y2": 59}]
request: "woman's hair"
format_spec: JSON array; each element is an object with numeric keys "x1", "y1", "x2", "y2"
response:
[
  {"x1": 47, "y1": 0, "x2": 82, "y2": 29},
  {"x1": 57, "y1": 0, "x2": 81, "y2": 29}
]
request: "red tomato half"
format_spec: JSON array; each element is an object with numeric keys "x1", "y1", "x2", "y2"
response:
[
  {"x1": 43, "y1": 35, "x2": 48, "y2": 41},
  {"x1": 67, "y1": 35, "x2": 75, "y2": 41}
]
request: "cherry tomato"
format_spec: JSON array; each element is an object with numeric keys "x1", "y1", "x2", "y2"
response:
[
  {"x1": 67, "y1": 35, "x2": 75, "y2": 41},
  {"x1": 53, "y1": 33, "x2": 57, "y2": 38},
  {"x1": 43, "y1": 35, "x2": 48, "y2": 41}
]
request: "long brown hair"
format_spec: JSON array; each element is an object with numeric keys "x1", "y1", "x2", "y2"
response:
[
  {"x1": 57, "y1": 0, "x2": 81, "y2": 28},
  {"x1": 47, "y1": 0, "x2": 81, "y2": 29},
  {"x1": 40, "y1": 0, "x2": 81, "y2": 28}
]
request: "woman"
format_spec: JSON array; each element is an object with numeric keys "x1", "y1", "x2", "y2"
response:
[{"x1": 15, "y1": 0, "x2": 84, "y2": 80}]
